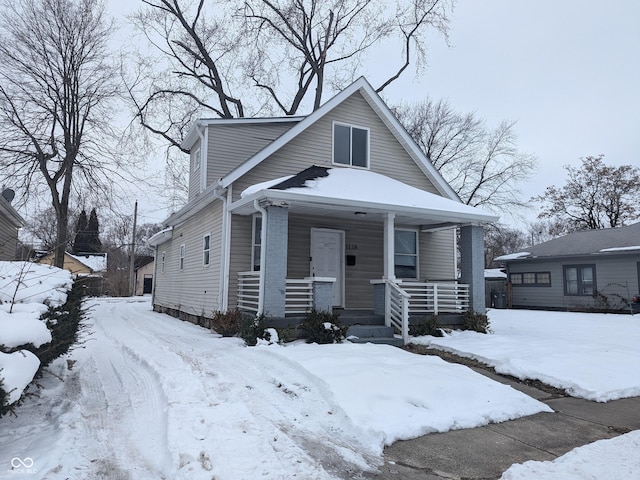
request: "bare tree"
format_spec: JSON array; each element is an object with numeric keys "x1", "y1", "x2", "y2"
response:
[
  {"x1": 534, "y1": 155, "x2": 640, "y2": 232},
  {"x1": 484, "y1": 224, "x2": 529, "y2": 268},
  {"x1": 127, "y1": 0, "x2": 453, "y2": 152},
  {"x1": 0, "y1": 0, "x2": 121, "y2": 267},
  {"x1": 395, "y1": 99, "x2": 537, "y2": 213}
]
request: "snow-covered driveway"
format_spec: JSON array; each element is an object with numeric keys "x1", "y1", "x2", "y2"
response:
[{"x1": 1, "y1": 298, "x2": 548, "y2": 479}]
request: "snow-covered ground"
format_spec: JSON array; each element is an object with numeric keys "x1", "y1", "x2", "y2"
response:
[
  {"x1": 411, "y1": 309, "x2": 640, "y2": 402},
  {"x1": 501, "y1": 430, "x2": 640, "y2": 480},
  {"x1": 1, "y1": 297, "x2": 639, "y2": 479},
  {"x1": 1, "y1": 298, "x2": 548, "y2": 479}
]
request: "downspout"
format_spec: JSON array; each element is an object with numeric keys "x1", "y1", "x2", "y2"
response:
[
  {"x1": 213, "y1": 181, "x2": 229, "y2": 311},
  {"x1": 254, "y1": 199, "x2": 267, "y2": 315}
]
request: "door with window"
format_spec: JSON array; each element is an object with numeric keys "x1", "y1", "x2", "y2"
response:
[{"x1": 310, "y1": 228, "x2": 344, "y2": 307}]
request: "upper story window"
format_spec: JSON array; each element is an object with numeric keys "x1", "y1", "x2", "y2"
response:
[
  {"x1": 192, "y1": 146, "x2": 201, "y2": 172},
  {"x1": 333, "y1": 123, "x2": 369, "y2": 168},
  {"x1": 563, "y1": 264, "x2": 595, "y2": 296}
]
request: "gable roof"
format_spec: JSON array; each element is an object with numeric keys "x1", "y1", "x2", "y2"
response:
[
  {"x1": 496, "y1": 223, "x2": 640, "y2": 261},
  {"x1": 233, "y1": 166, "x2": 498, "y2": 226},
  {"x1": 218, "y1": 77, "x2": 460, "y2": 201},
  {"x1": 0, "y1": 193, "x2": 25, "y2": 228}
]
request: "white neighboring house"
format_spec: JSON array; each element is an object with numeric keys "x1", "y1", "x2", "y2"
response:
[{"x1": 149, "y1": 77, "x2": 497, "y2": 337}]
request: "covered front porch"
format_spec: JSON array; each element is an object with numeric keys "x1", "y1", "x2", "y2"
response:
[{"x1": 228, "y1": 167, "x2": 497, "y2": 341}]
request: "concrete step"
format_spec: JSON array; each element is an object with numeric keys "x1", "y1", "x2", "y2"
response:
[
  {"x1": 347, "y1": 336, "x2": 404, "y2": 347},
  {"x1": 346, "y1": 325, "x2": 394, "y2": 338},
  {"x1": 337, "y1": 311, "x2": 385, "y2": 326},
  {"x1": 346, "y1": 325, "x2": 404, "y2": 347}
]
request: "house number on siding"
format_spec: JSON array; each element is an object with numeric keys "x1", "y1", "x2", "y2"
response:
[{"x1": 346, "y1": 243, "x2": 358, "y2": 250}]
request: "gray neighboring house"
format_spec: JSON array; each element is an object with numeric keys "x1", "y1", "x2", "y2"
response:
[
  {"x1": 0, "y1": 189, "x2": 24, "y2": 260},
  {"x1": 149, "y1": 77, "x2": 497, "y2": 340},
  {"x1": 496, "y1": 223, "x2": 640, "y2": 311}
]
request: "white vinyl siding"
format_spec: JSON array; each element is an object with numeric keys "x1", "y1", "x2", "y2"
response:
[
  {"x1": 152, "y1": 200, "x2": 224, "y2": 316},
  {"x1": 232, "y1": 92, "x2": 441, "y2": 202},
  {"x1": 188, "y1": 140, "x2": 202, "y2": 200}
]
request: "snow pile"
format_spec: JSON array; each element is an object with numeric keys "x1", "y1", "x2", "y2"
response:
[
  {"x1": 501, "y1": 429, "x2": 640, "y2": 479},
  {"x1": 267, "y1": 343, "x2": 551, "y2": 448},
  {"x1": 411, "y1": 309, "x2": 640, "y2": 401},
  {"x1": 0, "y1": 261, "x2": 73, "y2": 406}
]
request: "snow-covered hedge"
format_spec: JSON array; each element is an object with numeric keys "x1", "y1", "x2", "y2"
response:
[{"x1": 0, "y1": 262, "x2": 73, "y2": 410}]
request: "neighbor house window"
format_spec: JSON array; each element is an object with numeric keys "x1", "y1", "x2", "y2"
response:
[
  {"x1": 563, "y1": 265, "x2": 595, "y2": 296},
  {"x1": 510, "y1": 272, "x2": 551, "y2": 287},
  {"x1": 333, "y1": 123, "x2": 369, "y2": 168},
  {"x1": 252, "y1": 215, "x2": 262, "y2": 271},
  {"x1": 394, "y1": 229, "x2": 418, "y2": 279},
  {"x1": 179, "y1": 244, "x2": 185, "y2": 270},
  {"x1": 203, "y1": 234, "x2": 211, "y2": 266},
  {"x1": 192, "y1": 146, "x2": 201, "y2": 172}
]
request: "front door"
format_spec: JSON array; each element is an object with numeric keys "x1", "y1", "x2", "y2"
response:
[{"x1": 310, "y1": 228, "x2": 344, "y2": 307}]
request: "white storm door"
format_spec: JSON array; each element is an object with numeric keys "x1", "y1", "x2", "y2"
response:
[{"x1": 310, "y1": 228, "x2": 344, "y2": 307}]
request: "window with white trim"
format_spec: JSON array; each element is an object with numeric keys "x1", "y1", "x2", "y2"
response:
[
  {"x1": 203, "y1": 234, "x2": 211, "y2": 266},
  {"x1": 333, "y1": 123, "x2": 369, "y2": 168},
  {"x1": 252, "y1": 215, "x2": 262, "y2": 271},
  {"x1": 394, "y1": 229, "x2": 418, "y2": 279},
  {"x1": 179, "y1": 244, "x2": 185, "y2": 270},
  {"x1": 160, "y1": 251, "x2": 165, "y2": 273}
]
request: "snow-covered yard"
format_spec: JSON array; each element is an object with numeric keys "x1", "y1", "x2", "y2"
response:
[
  {"x1": 412, "y1": 309, "x2": 640, "y2": 402},
  {"x1": 1, "y1": 298, "x2": 549, "y2": 479},
  {"x1": 1, "y1": 293, "x2": 639, "y2": 479}
]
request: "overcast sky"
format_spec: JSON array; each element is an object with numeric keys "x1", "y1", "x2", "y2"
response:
[{"x1": 109, "y1": 0, "x2": 640, "y2": 228}]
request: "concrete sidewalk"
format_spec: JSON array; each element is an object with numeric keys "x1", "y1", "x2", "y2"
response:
[{"x1": 365, "y1": 366, "x2": 640, "y2": 480}]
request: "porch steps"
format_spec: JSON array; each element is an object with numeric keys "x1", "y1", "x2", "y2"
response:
[{"x1": 346, "y1": 325, "x2": 404, "y2": 347}]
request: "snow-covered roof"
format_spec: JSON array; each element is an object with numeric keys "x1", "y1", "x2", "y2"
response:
[
  {"x1": 234, "y1": 166, "x2": 498, "y2": 226},
  {"x1": 498, "y1": 223, "x2": 640, "y2": 261},
  {"x1": 494, "y1": 252, "x2": 532, "y2": 261},
  {"x1": 485, "y1": 268, "x2": 507, "y2": 279},
  {"x1": 68, "y1": 253, "x2": 107, "y2": 272},
  {"x1": 148, "y1": 226, "x2": 174, "y2": 247}
]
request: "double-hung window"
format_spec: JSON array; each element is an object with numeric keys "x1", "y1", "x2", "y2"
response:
[
  {"x1": 563, "y1": 265, "x2": 596, "y2": 295},
  {"x1": 179, "y1": 244, "x2": 185, "y2": 270},
  {"x1": 160, "y1": 251, "x2": 166, "y2": 273},
  {"x1": 192, "y1": 146, "x2": 201, "y2": 172},
  {"x1": 333, "y1": 123, "x2": 369, "y2": 168},
  {"x1": 203, "y1": 234, "x2": 211, "y2": 266},
  {"x1": 394, "y1": 229, "x2": 418, "y2": 279},
  {"x1": 252, "y1": 215, "x2": 262, "y2": 271}
]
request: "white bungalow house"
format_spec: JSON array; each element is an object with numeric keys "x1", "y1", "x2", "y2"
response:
[{"x1": 149, "y1": 77, "x2": 498, "y2": 340}]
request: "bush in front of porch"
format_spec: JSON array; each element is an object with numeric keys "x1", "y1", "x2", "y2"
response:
[
  {"x1": 299, "y1": 309, "x2": 348, "y2": 344},
  {"x1": 210, "y1": 309, "x2": 269, "y2": 346}
]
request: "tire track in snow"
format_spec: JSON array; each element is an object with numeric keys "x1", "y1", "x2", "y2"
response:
[
  {"x1": 91, "y1": 300, "x2": 380, "y2": 478},
  {"x1": 66, "y1": 302, "x2": 173, "y2": 479}
]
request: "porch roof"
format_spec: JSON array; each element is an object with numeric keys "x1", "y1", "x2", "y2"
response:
[{"x1": 230, "y1": 166, "x2": 498, "y2": 227}]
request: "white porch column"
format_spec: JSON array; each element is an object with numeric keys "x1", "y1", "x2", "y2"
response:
[{"x1": 383, "y1": 213, "x2": 396, "y2": 280}]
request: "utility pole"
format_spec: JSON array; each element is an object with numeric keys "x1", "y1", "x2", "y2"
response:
[{"x1": 129, "y1": 201, "x2": 138, "y2": 296}]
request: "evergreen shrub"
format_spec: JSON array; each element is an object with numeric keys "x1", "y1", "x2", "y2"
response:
[
  {"x1": 462, "y1": 310, "x2": 492, "y2": 334},
  {"x1": 299, "y1": 309, "x2": 348, "y2": 344},
  {"x1": 409, "y1": 315, "x2": 444, "y2": 337}
]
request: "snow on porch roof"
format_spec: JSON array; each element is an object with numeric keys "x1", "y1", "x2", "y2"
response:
[{"x1": 234, "y1": 166, "x2": 498, "y2": 225}]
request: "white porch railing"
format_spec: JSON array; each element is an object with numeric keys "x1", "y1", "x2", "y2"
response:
[
  {"x1": 237, "y1": 271, "x2": 260, "y2": 313},
  {"x1": 284, "y1": 278, "x2": 314, "y2": 315},
  {"x1": 385, "y1": 279, "x2": 410, "y2": 343},
  {"x1": 237, "y1": 272, "x2": 314, "y2": 315},
  {"x1": 401, "y1": 282, "x2": 470, "y2": 314}
]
